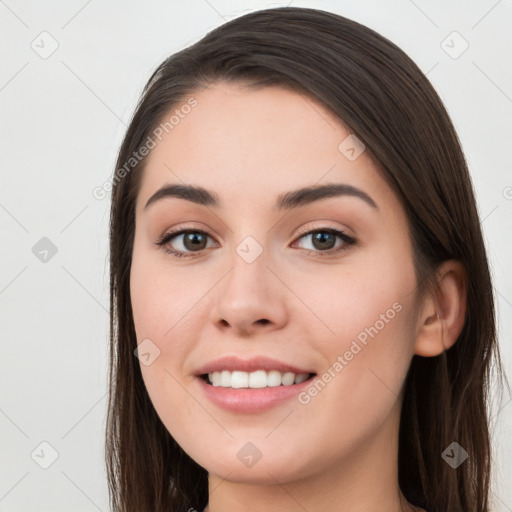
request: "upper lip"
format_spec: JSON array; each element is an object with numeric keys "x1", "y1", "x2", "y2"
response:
[{"x1": 194, "y1": 356, "x2": 315, "y2": 376}]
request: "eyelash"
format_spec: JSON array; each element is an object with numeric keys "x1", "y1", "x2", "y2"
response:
[{"x1": 154, "y1": 225, "x2": 356, "y2": 259}]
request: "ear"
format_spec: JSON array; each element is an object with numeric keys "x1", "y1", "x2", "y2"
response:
[{"x1": 414, "y1": 260, "x2": 467, "y2": 357}]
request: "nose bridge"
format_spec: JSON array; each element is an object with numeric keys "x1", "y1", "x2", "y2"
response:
[
  {"x1": 235, "y1": 233, "x2": 266, "y2": 266},
  {"x1": 223, "y1": 231, "x2": 272, "y2": 298},
  {"x1": 209, "y1": 228, "x2": 288, "y2": 332}
]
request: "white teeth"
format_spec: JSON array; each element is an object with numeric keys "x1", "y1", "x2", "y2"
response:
[
  {"x1": 220, "y1": 370, "x2": 231, "y2": 387},
  {"x1": 294, "y1": 373, "x2": 309, "y2": 384},
  {"x1": 249, "y1": 370, "x2": 267, "y2": 388},
  {"x1": 231, "y1": 371, "x2": 248, "y2": 388},
  {"x1": 281, "y1": 372, "x2": 295, "y2": 386},
  {"x1": 267, "y1": 370, "x2": 282, "y2": 387},
  {"x1": 207, "y1": 370, "x2": 311, "y2": 388}
]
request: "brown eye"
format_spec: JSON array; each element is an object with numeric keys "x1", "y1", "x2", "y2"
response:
[
  {"x1": 155, "y1": 229, "x2": 216, "y2": 258},
  {"x1": 309, "y1": 231, "x2": 337, "y2": 250},
  {"x1": 181, "y1": 232, "x2": 208, "y2": 251},
  {"x1": 294, "y1": 228, "x2": 356, "y2": 257}
]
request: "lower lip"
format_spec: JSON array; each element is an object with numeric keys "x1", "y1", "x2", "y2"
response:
[{"x1": 195, "y1": 375, "x2": 315, "y2": 413}]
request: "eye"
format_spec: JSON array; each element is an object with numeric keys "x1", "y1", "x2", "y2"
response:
[
  {"x1": 155, "y1": 229, "x2": 217, "y2": 258},
  {"x1": 155, "y1": 225, "x2": 356, "y2": 259},
  {"x1": 292, "y1": 226, "x2": 356, "y2": 257}
]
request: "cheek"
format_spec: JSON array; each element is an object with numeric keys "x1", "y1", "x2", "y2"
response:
[
  {"x1": 130, "y1": 243, "x2": 189, "y2": 404},
  {"x1": 130, "y1": 245, "x2": 202, "y2": 432},
  {"x1": 295, "y1": 242, "x2": 417, "y2": 393},
  {"x1": 130, "y1": 239, "x2": 212, "y2": 385},
  {"x1": 130, "y1": 242, "x2": 199, "y2": 343},
  {"x1": 305, "y1": 248, "x2": 414, "y2": 341}
]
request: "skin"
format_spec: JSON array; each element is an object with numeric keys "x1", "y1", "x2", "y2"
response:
[{"x1": 130, "y1": 81, "x2": 466, "y2": 512}]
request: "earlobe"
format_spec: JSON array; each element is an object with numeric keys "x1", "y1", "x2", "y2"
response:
[{"x1": 414, "y1": 260, "x2": 467, "y2": 357}]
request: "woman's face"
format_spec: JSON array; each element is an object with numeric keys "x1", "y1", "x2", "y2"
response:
[{"x1": 130, "y1": 81, "x2": 421, "y2": 483}]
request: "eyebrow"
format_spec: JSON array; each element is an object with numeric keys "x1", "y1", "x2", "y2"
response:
[{"x1": 144, "y1": 182, "x2": 378, "y2": 211}]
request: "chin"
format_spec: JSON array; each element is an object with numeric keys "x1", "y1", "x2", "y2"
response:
[{"x1": 192, "y1": 447, "x2": 314, "y2": 485}]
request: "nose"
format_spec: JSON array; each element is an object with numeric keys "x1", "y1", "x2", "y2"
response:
[{"x1": 208, "y1": 244, "x2": 288, "y2": 336}]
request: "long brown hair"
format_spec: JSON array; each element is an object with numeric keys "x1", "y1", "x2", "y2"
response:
[{"x1": 105, "y1": 7, "x2": 506, "y2": 512}]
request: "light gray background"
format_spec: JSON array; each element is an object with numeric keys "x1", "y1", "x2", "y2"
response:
[{"x1": 1, "y1": 1, "x2": 511, "y2": 511}]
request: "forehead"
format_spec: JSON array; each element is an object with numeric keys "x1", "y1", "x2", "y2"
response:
[{"x1": 135, "y1": 81, "x2": 392, "y2": 214}]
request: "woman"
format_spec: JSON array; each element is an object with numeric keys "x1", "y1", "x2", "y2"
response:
[{"x1": 105, "y1": 7, "x2": 505, "y2": 512}]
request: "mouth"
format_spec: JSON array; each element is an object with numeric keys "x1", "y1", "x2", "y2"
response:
[{"x1": 199, "y1": 370, "x2": 317, "y2": 389}]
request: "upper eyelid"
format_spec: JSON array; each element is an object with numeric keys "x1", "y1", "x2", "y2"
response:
[{"x1": 295, "y1": 224, "x2": 349, "y2": 237}]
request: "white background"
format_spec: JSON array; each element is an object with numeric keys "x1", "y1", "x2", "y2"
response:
[{"x1": 1, "y1": 1, "x2": 511, "y2": 510}]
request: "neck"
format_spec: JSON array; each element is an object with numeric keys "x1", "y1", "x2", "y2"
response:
[{"x1": 203, "y1": 400, "x2": 418, "y2": 512}]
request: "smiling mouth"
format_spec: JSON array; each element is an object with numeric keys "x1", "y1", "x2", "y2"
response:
[{"x1": 199, "y1": 370, "x2": 317, "y2": 389}]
